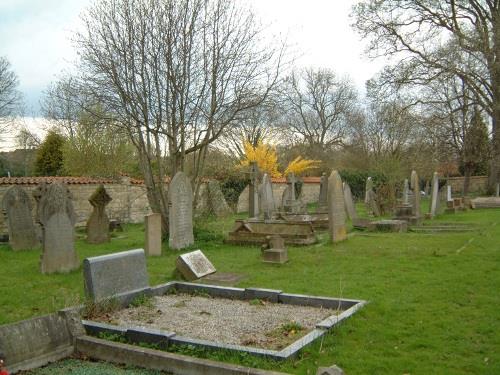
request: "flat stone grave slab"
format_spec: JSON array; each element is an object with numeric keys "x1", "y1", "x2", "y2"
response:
[
  {"x1": 83, "y1": 249, "x2": 149, "y2": 301},
  {"x1": 278, "y1": 213, "x2": 329, "y2": 229},
  {"x1": 471, "y1": 197, "x2": 500, "y2": 209},
  {"x1": 176, "y1": 250, "x2": 216, "y2": 281},
  {"x1": 410, "y1": 222, "x2": 477, "y2": 233},
  {"x1": 367, "y1": 220, "x2": 407, "y2": 233},
  {"x1": 82, "y1": 281, "x2": 365, "y2": 360},
  {"x1": 351, "y1": 218, "x2": 372, "y2": 229},
  {"x1": 225, "y1": 219, "x2": 317, "y2": 246}
]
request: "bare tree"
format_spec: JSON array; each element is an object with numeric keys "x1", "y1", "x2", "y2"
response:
[
  {"x1": 74, "y1": 0, "x2": 285, "y2": 230},
  {"x1": 280, "y1": 68, "x2": 357, "y2": 150},
  {"x1": 0, "y1": 56, "x2": 22, "y2": 132},
  {"x1": 352, "y1": 1, "x2": 500, "y2": 188}
]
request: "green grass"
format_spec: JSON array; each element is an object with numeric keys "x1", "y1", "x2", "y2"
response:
[{"x1": 1, "y1": 200, "x2": 500, "y2": 374}]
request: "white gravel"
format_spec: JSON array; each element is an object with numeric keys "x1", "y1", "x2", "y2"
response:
[{"x1": 102, "y1": 294, "x2": 338, "y2": 350}]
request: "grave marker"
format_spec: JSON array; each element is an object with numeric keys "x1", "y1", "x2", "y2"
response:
[
  {"x1": 248, "y1": 162, "x2": 260, "y2": 218},
  {"x1": 410, "y1": 170, "x2": 421, "y2": 218},
  {"x1": 145, "y1": 213, "x2": 162, "y2": 256},
  {"x1": 328, "y1": 170, "x2": 347, "y2": 243},
  {"x1": 429, "y1": 172, "x2": 440, "y2": 218},
  {"x1": 343, "y1": 182, "x2": 357, "y2": 220},
  {"x1": 176, "y1": 249, "x2": 216, "y2": 281},
  {"x1": 86, "y1": 185, "x2": 112, "y2": 244},
  {"x1": 402, "y1": 179, "x2": 409, "y2": 204},
  {"x1": 317, "y1": 172, "x2": 328, "y2": 212},
  {"x1": 168, "y1": 171, "x2": 194, "y2": 250},
  {"x1": 259, "y1": 173, "x2": 275, "y2": 220}
]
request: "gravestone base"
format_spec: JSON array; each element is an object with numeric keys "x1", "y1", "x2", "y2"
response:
[
  {"x1": 278, "y1": 212, "x2": 329, "y2": 229},
  {"x1": 394, "y1": 204, "x2": 413, "y2": 218},
  {"x1": 262, "y1": 249, "x2": 288, "y2": 264},
  {"x1": 367, "y1": 220, "x2": 407, "y2": 233},
  {"x1": 352, "y1": 218, "x2": 372, "y2": 229}
]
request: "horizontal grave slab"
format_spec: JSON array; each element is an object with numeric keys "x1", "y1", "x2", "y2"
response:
[{"x1": 83, "y1": 281, "x2": 366, "y2": 360}]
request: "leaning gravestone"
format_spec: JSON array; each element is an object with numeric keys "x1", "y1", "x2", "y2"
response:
[
  {"x1": 87, "y1": 185, "x2": 112, "y2": 244},
  {"x1": 38, "y1": 183, "x2": 78, "y2": 274},
  {"x1": 328, "y1": 170, "x2": 347, "y2": 243},
  {"x1": 145, "y1": 213, "x2": 162, "y2": 256},
  {"x1": 2, "y1": 186, "x2": 39, "y2": 250},
  {"x1": 176, "y1": 249, "x2": 216, "y2": 281},
  {"x1": 259, "y1": 173, "x2": 275, "y2": 220},
  {"x1": 168, "y1": 171, "x2": 194, "y2": 250},
  {"x1": 343, "y1": 182, "x2": 358, "y2": 221},
  {"x1": 428, "y1": 172, "x2": 440, "y2": 218},
  {"x1": 83, "y1": 249, "x2": 149, "y2": 301},
  {"x1": 410, "y1": 170, "x2": 421, "y2": 218},
  {"x1": 317, "y1": 172, "x2": 328, "y2": 212}
]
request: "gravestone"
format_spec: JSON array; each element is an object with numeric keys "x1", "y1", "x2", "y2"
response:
[
  {"x1": 402, "y1": 179, "x2": 409, "y2": 204},
  {"x1": 428, "y1": 172, "x2": 440, "y2": 218},
  {"x1": 248, "y1": 162, "x2": 260, "y2": 218},
  {"x1": 496, "y1": 183, "x2": 499, "y2": 198},
  {"x1": 327, "y1": 170, "x2": 347, "y2": 243},
  {"x1": 176, "y1": 249, "x2": 216, "y2": 281},
  {"x1": 1, "y1": 186, "x2": 38, "y2": 251},
  {"x1": 37, "y1": 183, "x2": 78, "y2": 274},
  {"x1": 447, "y1": 185, "x2": 452, "y2": 201},
  {"x1": 367, "y1": 219, "x2": 407, "y2": 233},
  {"x1": 364, "y1": 177, "x2": 373, "y2": 204},
  {"x1": 410, "y1": 170, "x2": 421, "y2": 218},
  {"x1": 168, "y1": 171, "x2": 194, "y2": 250},
  {"x1": 207, "y1": 180, "x2": 232, "y2": 217},
  {"x1": 259, "y1": 173, "x2": 275, "y2": 220},
  {"x1": 317, "y1": 172, "x2": 328, "y2": 212},
  {"x1": 86, "y1": 185, "x2": 112, "y2": 244},
  {"x1": 145, "y1": 213, "x2": 162, "y2": 256},
  {"x1": 83, "y1": 249, "x2": 149, "y2": 301},
  {"x1": 365, "y1": 177, "x2": 380, "y2": 217},
  {"x1": 343, "y1": 182, "x2": 358, "y2": 220},
  {"x1": 261, "y1": 235, "x2": 288, "y2": 264}
]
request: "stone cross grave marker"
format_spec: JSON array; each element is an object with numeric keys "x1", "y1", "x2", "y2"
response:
[
  {"x1": 2, "y1": 185, "x2": 39, "y2": 251},
  {"x1": 410, "y1": 170, "x2": 421, "y2": 218},
  {"x1": 176, "y1": 249, "x2": 216, "y2": 281},
  {"x1": 83, "y1": 249, "x2": 149, "y2": 301},
  {"x1": 248, "y1": 162, "x2": 260, "y2": 218},
  {"x1": 328, "y1": 170, "x2": 347, "y2": 243},
  {"x1": 261, "y1": 235, "x2": 288, "y2": 264},
  {"x1": 317, "y1": 172, "x2": 328, "y2": 212},
  {"x1": 169, "y1": 171, "x2": 194, "y2": 250},
  {"x1": 145, "y1": 213, "x2": 162, "y2": 256},
  {"x1": 429, "y1": 172, "x2": 440, "y2": 218},
  {"x1": 343, "y1": 182, "x2": 358, "y2": 220},
  {"x1": 37, "y1": 183, "x2": 79, "y2": 274},
  {"x1": 259, "y1": 173, "x2": 275, "y2": 220},
  {"x1": 86, "y1": 185, "x2": 112, "y2": 244}
]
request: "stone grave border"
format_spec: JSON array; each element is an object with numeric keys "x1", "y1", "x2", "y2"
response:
[{"x1": 82, "y1": 281, "x2": 366, "y2": 360}]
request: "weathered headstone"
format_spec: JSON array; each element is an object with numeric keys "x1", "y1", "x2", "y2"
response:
[
  {"x1": 317, "y1": 172, "x2": 328, "y2": 212},
  {"x1": 83, "y1": 249, "x2": 149, "y2": 301},
  {"x1": 343, "y1": 182, "x2": 357, "y2": 220},
  {"x1": 248, "y1": 162, "x2": 260, "y2": 218},
  {"x1": 145, "y1": 213, "x2": 162, "y2": 256},
  {"x1": 206, "y1": 180, "x2": 232, "y2": 217},
  {"x1": 2, "y1": 186, "x2": 38, "y2": 251},
  {"x1": 86, "y1": 185, "x2": 112, "y2": 244},
  {"x1": 168, "y1": 171, "x2": 194, "y2": 250},
  {"x1": 410, "y1": 170, "x2": 421, "y2": 218},
  {"x1": 428, "y1": 172, "x2": 440, "y2": 218},
  {"x1": 261, "y1": 235, "x2": 288, "y2": 264},
  {"x1": 364, "y1": 177, "x2": 373, "y2": 204},
  {"x1": 365, "y1": 177, "x2": 380, "y2": 217},
  {"x1": 38, "y1": 183, "x2": 78, "y2": 274},
  {"x1": 327, "y1": 170, "x2": 347, "y2": 243},
  {"x1": 402, "y1": 179, "x2": 409, "y2": 204},
  {"x1": 281, "y1": 173, "x2": 296, "y2": 212},
  {"x1": 176, "y1": 249, "x2": 216, "y2": 281},
  {"x1": 259, "y1": 173, "x2": 275, "y2": 220}
]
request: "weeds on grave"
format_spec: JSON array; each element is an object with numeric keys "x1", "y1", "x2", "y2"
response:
[
  {"x1": 279, "y1": 321, "x2": 304, "y2": 336},
  {"x1": 97, "y1": 331, "x2": 127, "y2": 343},
  {"x1": 249, "y1": 298, "x2": 266, "y2": 306},
  {"x1": 82, "y1": 297, "x2": 120, "y2": 319},
  {"x1": 129, "y1": 293, "x2": 153, "y2": 308}
]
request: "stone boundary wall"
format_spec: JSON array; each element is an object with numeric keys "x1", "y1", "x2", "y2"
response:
[{"x1": 446, "y1": 176, "x2": 488, "y2": 195}]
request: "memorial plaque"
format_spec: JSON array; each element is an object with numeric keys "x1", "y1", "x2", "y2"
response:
[
  {"x1": 83, "y1": 249, "x2": 149, "y2": 301},
  {"x1": 176, "y1": 250, "x2": 216, "y2": 281},
  {"x1": 328, "y1": 170, "x2": 347, "y2": 242},
  {"x1": 168, "y1": 171, "x2": 194, "y2": 250}
]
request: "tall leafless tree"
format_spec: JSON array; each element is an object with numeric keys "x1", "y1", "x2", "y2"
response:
[
  {"x1": 352, "y1": 1, "x2": 500, "y2": 189},
  {"x1": 74, "y1": 0, "x2": 285, "y2": 230},
  {"x1": 0, "y1": 56, "x2": 22, "y2": 132}
]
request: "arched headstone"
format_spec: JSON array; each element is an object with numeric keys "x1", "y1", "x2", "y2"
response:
[{"x1": 168, "y1": 172, "x2": 194, "y2": 250}]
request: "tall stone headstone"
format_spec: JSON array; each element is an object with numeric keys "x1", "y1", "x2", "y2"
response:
[
  {"x1": 402, "y1": 179, "x2": 409, "y2": 205},
  {"x1": 145, "y1": 213, "x2": 162, "y2": 256},
  {"x1": 259, "y1": 173, "x2": 275, "y2": 220},
  {"x1": 248, "y1": 162, "x2": 260, "y2": 218},
  {"x1": 364, "y1": 177, "x2": 380, "y2": 217},
  {"x1": 86, "y1": 185, "x2": 112, "y2": 244},
  {"x1": 364, "y1": 177, "x2": 373, "y2": 204},
  {"x1": 2, "y1": 186, "x2": 39, "y2": 251},
  {"x1": 429, "y1": 172, "x2": 440, "y2": 218},
  {"x1": 343, "y1": 182, "x2": 358, "y2": 220},
  {"x1": 447, "y1": 185, "x2": 452, "y2": 201},
  {"x1": 317, "y1": 172, "x2": 328, "y2": 212},
  {"x1": 410, "y1": 170, "x2": 421, "y2": 218},
  {"x1": 37, "y1": 183, "x2": 78, "y2": 274},
  {"x1": 168, "y1": 171, "x2": 194, "y2": 250},
  {"x1": 328, "y1": 170, "x2": 347, "y2": 243}
]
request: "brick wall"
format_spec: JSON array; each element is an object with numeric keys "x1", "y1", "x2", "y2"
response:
[{"x1": 446, "y1": 176, "x2": 488, "y2": 195}]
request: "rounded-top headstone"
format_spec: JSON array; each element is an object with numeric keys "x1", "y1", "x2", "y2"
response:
[
  {"x1": 327, "y1": 170, "x2": 347, "y2": 243},
  {"x1": 168, "y1": 171, "x2": 194, "y2": 250}
]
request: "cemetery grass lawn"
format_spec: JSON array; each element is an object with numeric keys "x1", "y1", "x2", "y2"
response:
[{"x1": 1, "y1": 202, "x2": 500, "y2": 374}]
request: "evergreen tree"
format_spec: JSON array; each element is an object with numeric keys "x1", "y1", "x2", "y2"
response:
[{"x1": 34, "y1": 131, "x2": 65, "y2": 176}]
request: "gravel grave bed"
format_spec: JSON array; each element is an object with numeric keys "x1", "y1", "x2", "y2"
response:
[{"x1": 97, "y1": 294, "x2": 339, "y2": 350}]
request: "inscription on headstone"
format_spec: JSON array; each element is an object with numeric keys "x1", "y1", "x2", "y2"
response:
[
  {"x1": 145, "y1": 213, "x2": 162, "y2": 256},
  {"x1": 37, "y1": 183, "x2": 78, "y2": 274},
  {"x1": 87, "y1": 185, "x2": 112, "y2": 244},
  {"x1": 328, "y1": 170, "x2": 347, "y2": 243},
  {"x1": 176, "y1": 249, "x2": 216, "y2": 281},
  {"x1": 168, "y1": 172, "x2": 194, "y2": 250},
  {"x1": 2, "y1": 186, "x2": 39, "y2": 250}
]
